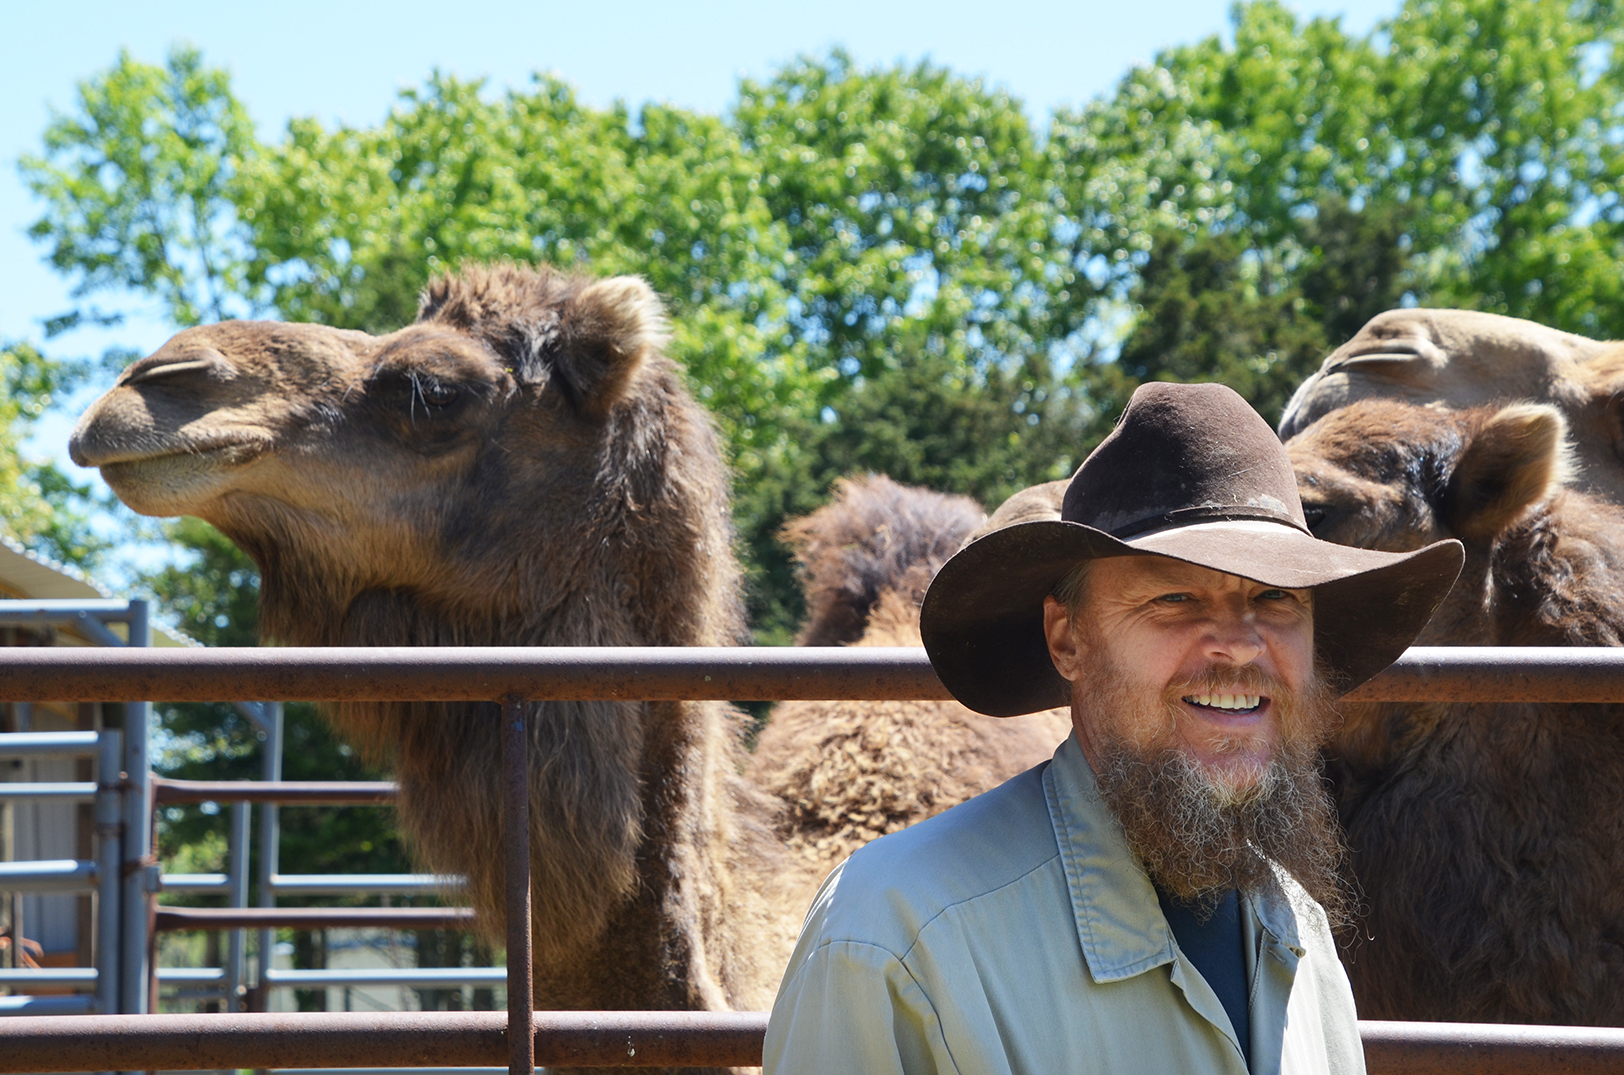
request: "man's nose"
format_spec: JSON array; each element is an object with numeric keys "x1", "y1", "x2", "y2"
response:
[{"x1": 1202, "y1": 610, "x2": 1266, "y2": 666}]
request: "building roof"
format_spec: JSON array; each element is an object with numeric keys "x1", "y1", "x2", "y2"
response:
[{"x1": 0, "y1": 534, "x2": 197, "y2": 647}]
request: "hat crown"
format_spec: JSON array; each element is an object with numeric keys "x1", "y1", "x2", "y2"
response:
[{"x1": 1064, "y1": 382, "x2": 1307, "y2": 538}]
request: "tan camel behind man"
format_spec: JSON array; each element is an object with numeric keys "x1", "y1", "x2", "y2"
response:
[
  {"x1": 750, "y1": 475, "x2": 1069, "y2": 876},
  {"x1": 1279, "y1": 307, "x2": 1624, "y2": 502},
  {"x1": 70, "y1": 263, "x2": 1062, "y2": 1071},
  {"x1": 1286, "y1": 399, "x2": 1624, "y2": 1025}
]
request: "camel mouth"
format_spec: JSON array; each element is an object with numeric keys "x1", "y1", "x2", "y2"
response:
[
  {"x1": 1181, "y1": 693, "x2": 1265, "y2": 715},
  {"x1": 78, "y1": 437, "x2": 269, "y2": 471}
]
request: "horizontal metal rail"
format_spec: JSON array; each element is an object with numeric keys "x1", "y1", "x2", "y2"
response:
[
  {"x1": 0, "y1": 781, "x2": 97, "y2": 802},
  {"x1": 143, "y1": 966, "x2": 508, "y2": 988},
  {"x1": 0, "y1": 859, "x2": 96, "y2": 892},
  {"x1": 0, "y1": 602, "x2": 133, "y2": 647},
  {"x1": 159, "y1": 872, "x2": 459, "y2": 895},
  {"x1": 0, "y1": 645, "x2": 1622, "y2": 703},
  {"x1": 157, "y1": 872, "x2": 231, "y2": 893},
  {"x1": 155, "y1": 906, "x2": 477, "y2": 932},
  {"x1": 266, "y1": 967, "x2": 507, "y2": 988},
  {"x1": 0, "y1": 995, "x2": 97, "y2": 1017},
  {"x1": 0, "y1": 966, "x2": 510, "y2": 990},
  {"x1": 269, "y1": 873, "x2": 458, "y2": 896},
  {"x1": 155, "y1": 777, "x2": 397, "y2": 805},
  {"x1": 0, "y1": 1013, "x2": 1621, "y2": 1072},
  {"x1": 0, "y1": 968, "x2": 97, "y2": 987},
  {"x1": 0, "y1": 731, "x2": 102, "y2": 757},
  {"x1": 0, "y1": 645, "x2": 949, "y2": 701},
  {"x1": 0, "y1": 1011, "x2": 762, "y2": 1070}
]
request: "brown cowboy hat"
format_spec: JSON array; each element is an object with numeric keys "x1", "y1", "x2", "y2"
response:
[{"x1": 920, "y1": 381, "x2": 1464, "y2": 717}]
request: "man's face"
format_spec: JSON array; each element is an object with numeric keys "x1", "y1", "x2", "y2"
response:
[
  {"x1": 1043, "y1": 553, "x2": 1345, "y2": 908},
  {"x1": 1043, "y1": 554, "x2": 1316, "y2": 791}
]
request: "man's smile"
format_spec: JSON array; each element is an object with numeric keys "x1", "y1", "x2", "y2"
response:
[{"x1": 1181, "y1": 692, "x2": 1265, "y2": 714}]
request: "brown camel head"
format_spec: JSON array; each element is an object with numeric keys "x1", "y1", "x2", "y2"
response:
[
  {"x1": 1279, "y1": 308, "x2": 1624, "y2": 503},
  {"x1": 71, "y1": 263, "x2": 740, "y2": 650},
  {"x1": 1285, "y1": 398, "x2": 1575, "y2": 646}
]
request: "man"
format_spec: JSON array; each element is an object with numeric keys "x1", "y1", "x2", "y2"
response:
[{"x1": 763, "y1": 382, "x2": 1464, "y2": 1075}]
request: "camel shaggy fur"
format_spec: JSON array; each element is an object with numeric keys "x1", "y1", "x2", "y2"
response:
[
  {"x1": 1280, "y1": 307, "x2": 1624, "y2": 502},
  {"x1": 69, "y1": 265, "x2": 1068, "y2": 1065},
  {"x1": 1286, "y1": 398, "x2": 1624, "y2": 1024},
  {"x1": 748, "y1": 476, "x2": 1070, "y2": 874}
]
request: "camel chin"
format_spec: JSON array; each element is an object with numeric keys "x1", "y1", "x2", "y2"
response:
[{"x1": 97, "y1": 450, "x2": 253, "y2": 517}]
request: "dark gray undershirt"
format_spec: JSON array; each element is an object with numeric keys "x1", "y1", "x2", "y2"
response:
[{"x1": 1155, "y1": 885, "x2": 1251, "y2": 1068}]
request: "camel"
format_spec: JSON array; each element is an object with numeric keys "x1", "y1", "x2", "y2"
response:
[
  {"x1": 68, "y1": 263, "x2": 1065, "y2": 1069},
  {"x1": 1279, "y1": 307, "x2": 1624, "y2": 502},
  {"x1": 1284, "y1": 398, "x2": 1624, "y2": 1025},
  {"x1": 748, "y1": 475, "x2": 1069, "y2": 875}
]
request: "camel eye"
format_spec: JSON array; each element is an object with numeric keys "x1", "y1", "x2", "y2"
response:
[
  {"x1": 418, "y1": 379, "x2": 461, "y2": 408},
  {"x1": 1302, "y1": 506, "x2": 1327, "y2": 531}
]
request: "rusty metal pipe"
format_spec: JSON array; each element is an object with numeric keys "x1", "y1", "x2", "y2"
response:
[
  {"x1": 0, "y1": 1010, "x2": 766, "y2": 1070},
  {"x1": 2, "y1": 646, "x2": 1624, "y2": 704},
  {"x1": 153, "y1": 906, "x2": 476, "y2": 932},
  {"x1": 1338, "y1": 647, "x2": 1624, "y2": 703},
  {"x1": 503, "y1": 697, "x2": 534, "y2": 1075},
  {"x1": 2, "y1": 1014, "x2": 1624, "y2": 1071},
  {"x1": 1358, "y1": 1019, "x2": 1624, "y2": 1073},
  {"x1": 0, "y1": 646, "x2": 950, "y2": 702},
  {"x1": 154, "y1": 778, "x2": 397, "y2": 805}
]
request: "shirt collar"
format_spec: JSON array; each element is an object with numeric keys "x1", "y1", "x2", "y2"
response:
[{"x1": 1041, "y1": 733, "x2": 1305, "y2": 983}]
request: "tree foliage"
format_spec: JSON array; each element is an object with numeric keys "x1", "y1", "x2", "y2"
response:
[
  {"x1": 20, "y1": 46, "x2": 263, "y2": 331},
  {"x1": 0, "y1": 339, "x2": 107, "y2": 568}
]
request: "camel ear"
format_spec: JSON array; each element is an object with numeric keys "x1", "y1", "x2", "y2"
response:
[
  {"x1": 1444, "y1": 403, "x2": 1571, "y2": 543},
  {"x1": 553, "y1": 276, "x2": 669, "y2": 419}
]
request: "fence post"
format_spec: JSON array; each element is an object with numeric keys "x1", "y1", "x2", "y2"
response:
[
  {"x1": 119, "y1": 600, "x2": 152, "y2": 1017},
  {"x1": 502, "y1": 697, "x2": 533, "y2": 1075},
  {"x1": 94, "y1": 728, "x2": 122, "y2": 1015},
  {"x1": 226, "y1": 800, "x2": 251, "y2": 1011},
  {"x1": 254, "y1": 701, "x2": 283, "y2": 1017}
]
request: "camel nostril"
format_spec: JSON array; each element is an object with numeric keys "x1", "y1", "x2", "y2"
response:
[{"x1": 122, "y1": 351, "x2": 228, "y2": 386}]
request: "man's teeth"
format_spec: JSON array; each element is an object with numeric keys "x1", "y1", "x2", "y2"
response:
[{"x1": 1185, "y1": 693, "x2": 1262, "y2": 711}]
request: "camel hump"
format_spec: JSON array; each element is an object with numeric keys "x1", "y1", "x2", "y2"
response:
[
  {"x1": 786, "y1": 475, "x2": 985, "y2": 646},
  {"x1": 417, "y1": 261, "x2": 669, "y2": 419}
]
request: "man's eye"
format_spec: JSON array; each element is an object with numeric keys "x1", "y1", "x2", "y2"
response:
[
  {"x1": 1258, "y1": 589, "x2": 1288, "y2": 600},
  {"x1": 1157, "y1": 592, "x2": 1190, "y2": 603}
]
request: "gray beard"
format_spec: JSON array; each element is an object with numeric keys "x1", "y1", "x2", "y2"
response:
[{"x1": 1092, "y1": 739, "x2": 1347, "y2": 920}]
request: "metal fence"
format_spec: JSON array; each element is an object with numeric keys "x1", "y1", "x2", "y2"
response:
[
  {"x1": 1, "y1": 644, "x2": 1624, "y2": 1072},
  {"x1": 0, "y1": 600, "x2": 503, "y2": 1020}
]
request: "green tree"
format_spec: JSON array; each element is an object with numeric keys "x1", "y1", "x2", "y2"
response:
[
  {"x1": 0, "y1": 339, "x2": 108, "y2": 568},
  {"x1": 1110, "y1": 195, "x2": 1417, "y2": 426},
  {"x1": 19, "y1": 46, "x2": 264, "y2": 331},
  {"x1": 1052, "y1": 0, "x2": 1624, "y2": 429}
]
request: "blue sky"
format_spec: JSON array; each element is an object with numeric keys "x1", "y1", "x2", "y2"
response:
[{"x1": 2, "y1": 0, "x2": 1402, "y2": 464}]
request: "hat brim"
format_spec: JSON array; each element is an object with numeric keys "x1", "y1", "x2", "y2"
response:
[{"x1": 919, "y1": 519, "x2": 1464, "y2": 717}]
